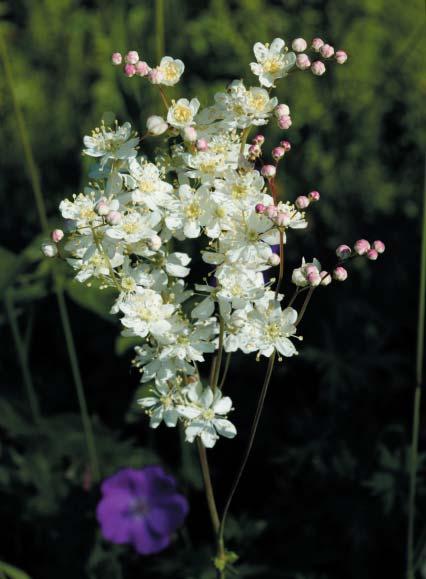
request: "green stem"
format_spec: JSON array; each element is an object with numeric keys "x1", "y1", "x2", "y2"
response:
[
  {"x1": 239, "y1": 127, "x2": 251, "y2": 157},
  {"x1": 219, "y1": 353, "x2": 232, "y2": 390},
  {"x1": 155, "y1": 0, "x2": 165, "y2": 62},
  {"x1": 218, "y1": 351, "x2": 277, "y2": 552},
  {"x1": 296, "y1": 287, "x2": 315, "y2": 326},
  {"x1": 0, "y1": 32, "x2": 100, "y2": 482},
  {"x1": 55, "y1": 277, "x2": 101, "y2": 482},
  {"x1": 4, "y1": 290, "x2": 42, "y2": 425},
  {"x1": 407, "y1": 154, "x2": 426, "y2": 578},
  {"x1": 197, "y1": 439, "x2": 220, "y2": 534}
]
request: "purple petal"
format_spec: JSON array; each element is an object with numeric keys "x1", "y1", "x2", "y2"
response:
[
  {"x1": 146, "y1": 495, "x2": 189, "y2": 535},
  {"x1": 129, "y1": 517, "x2": 171, "y2": 555},
  {"x1": 96, "y1": 491, "x2": 133, "y2": 544},
  {"x1": 142, "y1": 466, "x2": 178, "y2": 501},
  {"x1": 101, "y1": 468, "x2": 148, "y2": 498}
]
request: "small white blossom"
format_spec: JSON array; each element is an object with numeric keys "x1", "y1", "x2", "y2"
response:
[
  {"x1": 83, "y1": 121, "x2": 139, "y2": 167},
  {"x1": 157, "y1": 56, "x2": 185, "y2": 86},
  {"x1": 250, "y1": 38, "x2": 296, "y2": 87},
  {"x1": 167, "y1": 98, "x2": 200, "y2": 128},
  {"x1": 119, "y1": 289, "x2": 175, "y2": 338}
]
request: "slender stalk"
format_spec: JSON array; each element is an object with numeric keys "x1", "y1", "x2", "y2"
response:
[
  {"x1": 4, "y1": 291, "x2": 42, "y2": 425},
  {"x1": 296, "y1": 287, "x2": 315, "y2": 326},
  {"x1": 239, "y1": 127, "x2": 251, "y2": 157},
  {"x1": 275, "y1": 230, "x2": 284, "y2": 299},
  {"x1": 197, "y1": 439, "x2": 220, "y2": 534},
  {"x1": 0, "y1": 32, "x2": 100, "y2": 481},
  {"x1": 407, "y1": 155, "x2": 426, "y2": 579},
  {"x1": 55, "y1": 278, "x2": 101, "y2": 482},
  {"x1": 212, "y1": 316, "x2": 225, "y2": 391},
  {"x1": 155, "y1": 0, "x2": 165, "y2": 62},
  {"x1": 91, "y1": 227, "x2": 121, "y2": 291},
  {"x1": 219, "y1": 353, "x2": 232, "y2": 390},
  {"x1": 218, "y1": 351, "x2": 277, "y2": 552}
]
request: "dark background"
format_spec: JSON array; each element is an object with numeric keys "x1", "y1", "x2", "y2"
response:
[{"x1": 0, "y1": 1, "x2": 425, "y2": 578}]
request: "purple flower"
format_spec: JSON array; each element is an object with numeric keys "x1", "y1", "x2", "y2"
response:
[{"x1": 96, "y1": 466, "x2": 189, "y2": 555}]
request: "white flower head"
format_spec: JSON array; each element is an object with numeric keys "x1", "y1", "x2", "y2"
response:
[
  {"x1": 157, "y1": 56, "x2": 185, "y2": 86},
  {"x1": 250, "y1": 38, "x2": 296, "y2": 87},
  {"x1": 244, "y1": 302, "x2": 299, "y2": 358},
  {"x1": 138, "y1": 380, "x2": 181, "y2": 428},
  {"x1": 83, "y1": 121, "x2": 139, "y2": 167},
  {"x1": 178, "y1": 382, "x2": 236, "y2": 448},
  {"x1": 167, "y1": 98, "x2": 200, "y2": 128},
  {"x1": 119, "y1": 289, "x2": 175, "y2": 338},
  {"x1": 128, "y1": 158, "x2": 173, "y2": 209}
]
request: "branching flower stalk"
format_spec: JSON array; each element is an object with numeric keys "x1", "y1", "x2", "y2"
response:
[{"x1": 43, "y1": 36, "x2": 385, "y2": 574}]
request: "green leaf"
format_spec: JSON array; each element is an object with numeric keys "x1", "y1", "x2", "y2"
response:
[
  {"x1": 65, "y1": 279, "x2": 116, "y2": 322},
  {"x1": 0, "y1": 561, "x2": 31, "y2": 579}
]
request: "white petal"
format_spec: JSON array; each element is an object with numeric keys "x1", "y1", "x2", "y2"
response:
[
  {"x1": 138, "y1": 397, "x2": 158, "y2": 408},
  {"x1": 200, "y1": 387, "x2": 214, "y2": 409},
  {"x1": 191, "y1": 297, "x2": 215, "y2": 320},
  {"x1": 276, "y1": 337, "x2": 297, "y2": 357},
  {"x1": 213, "y1": 418, "x2": 237, "y2": 439},
  {"x1": 164, "y1": 409, "x2": 179, "y2": 427},
  {"x1": 253, "y1": 42, "x2": 268, "y2": 62},
  {"x1": 201, "y1": 425, "x2": 219, "y2": 448},
  {"x1": 177, "y1": 405, "x2": 202, "y2": 419},
  {"x1": 270, "y1": 38, "x2": 285, "y2": 53},
  {"x1": 213, "y1": 396, "x2": 232, "y2": 415}
]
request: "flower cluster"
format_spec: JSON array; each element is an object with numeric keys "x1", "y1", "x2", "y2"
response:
[{"x1": 43, "y1": 37, "x2": 382, "y2": 451}]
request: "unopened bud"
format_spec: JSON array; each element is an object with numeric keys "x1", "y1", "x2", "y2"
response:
[
  {"x1": 373, "y1": 240, "x2": 385, "y2": 254},
  {"x1": 272, "y1": 146, "x2": 285, "y2": 161},
  {"x1": 261, "y1": 165, "x2": 276, "y2": 179},
  {"x1": 320, "y1": 44, "x2": 334, "y2": 58},
  {"x1": 333, "y1": 266, "x2": 348, "y2": 281},
  {"x1": 124, "y1": 63, "x2": 136, "y2": 77},
  {"x1": 312, "y1": 38, "x2": 324, "y2": 51},
  {"x1": 255, "y1": 203, "x2": 266, "y2": 214},
  {"x1": 265, "y1": 205, "x2": 278, "y2": 219},
  {"x1": 41, "y1": 242, "x2": 58, "y2": 258},
  {"x1": 146, "y1": 115, "x2": 168, "y2": 136},
  {"x1": 95, "y1": 200, "x2": 110, "y2": 216},
  {"x1": 295, "y1": 196, "x2": 310, "y2": 210},
  {"x1": 196, "y1": 138, "x2": 208, "y2": 151},
  {"x1": 183, "y1": 126, "x2": 197, "y2": 142},
  {"x1": 269, "y1": 253, "x2": 281, "y2": 266},
  {"x1": 148, "y1": 68, "x2": 163, "y2": 84},
  {"x1": 148, "y1": 235, "x2": 162, "y2": 251},
  {"x1": 366, "y1": 249, "x2": 378, "y2": 260},
  {"x1": 107, "y1": 210, "x2": 122, "y2": 225},
  {"x1": 274, "y1": 104, "x2": 290, "y2": 118},
  {"x1": 252, "y1": 134, "x2": 265, "y2": 145},
  {"x1": 354, "y1": 239, "x2": 370, "y2": 255},
  {"x1": 280, "y1": 140, "x2": 291, "y2": 152},
  {"x1": 275, "y1": 211, "x2": 290, "y2": 227},
  {"x1": 292, "y1": 38, "x2": 308, "y2": 52},
  {"x1": 336, "y1": 244, "x2": 351, "y2": 259},
  {"x1": 248, "y1": 144, "x2": 261, "y2": 159},
  {"x1": 307, "y1": 271, "x2": 322, "y2": 286},
  {"x1": 111, "y1": 52, "x2": 122, "y2": 65},
  {"x1": 311, "y1": 61, "x2": 326, "y2": 76},
  {"x1": 308, "y1": 190, "x2": 320, "y2": 202},
  {"x1": 125, "y1": 51, "x2": 139, "y2": 65},
  {"x1": 296, "y1": 53, "x2": 311, "y2": 70},
  {"x1": 320, "y1": 271, "x2": 332, "y2": 286},
  {"x1": 135, "y1": 61, "x2": 150, "y2": 76},
  {"x1": 335, "y1": 50, "x2": 348, "y2": 64},
  {"x1": 51, "y1": 229, "x2": 64, "y2": 243},
  {"x1": 277, "y1": 115, "x2": 292, "y2": 130}
]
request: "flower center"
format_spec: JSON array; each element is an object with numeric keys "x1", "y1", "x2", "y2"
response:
[
  {"x1": 163, "y1": 62, "x2": 180, "y2": 82},
  {"x1": 130, "y1": 498, "x2": 148, "y2": 517},
  {"x1": 203, "y1": 409, "x2": 215, "y2": 420},
  {"x1": 173, "y1": 105, "x2": 192, "y2": 123},
  {"x1": 263, "y1": 56, "x2": 282, "y2": 74},
  {"x1": 231, "y1": 184, "x2": 248, "y2": 199},
  {"x1": 121, "y1": 276, "x2": 136, "y2": 292},
  {"x1": 266, "y1": 322, "x2": 281, "y2": 340},
  {"x1": 185, "y1": 201, "x2": 201, "y2": 219},
  {"x1": 139, "y1": 179, "x2": 156, "y2": 192}
]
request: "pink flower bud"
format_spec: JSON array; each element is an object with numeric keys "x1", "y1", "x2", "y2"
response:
[
  {"x1": 125, "y1": 51, "x2": 139, "y2": 65},
  {"x1": 146, "y1": 115, "x2": 168, "y2": 135},
  {"x1": 124, "y1": 63, "x2": 136, "y2": 77},
  {"x1": 336, "y1": 244, "x2": 352, "y2": 259},
  {"x1": 265, "y1": 205, "x2": 278, "y2": 219},
  {"x1": 183, "y1": 126, "x2": 197, "y2": 142},
  {"x1": 95, "y1": 199, "x2": 110, "y2": 216},
  {"x1": 196, "y1": 138, "x2": 208, "y2": 151},
  {"x1": 106, "y1": 210, "x2": 122, "y2": 225},
  {"x1": 248, "y1": 144, "x2": 261, "y2": 159},
  {"x1": 335, "y1": 50, "x2": 348, "y2": 64},
  {"x1": 275, "y1": 211, "x2": 291, "y2": 227},
  {"x1": 148, "y1": 235, "x2": 162, "y2": 251},
  {"x1": 261, "y1": 165, "x2": 276, "y2": 179},
  {"x1": 272, "y1": 146, "x2": 285, "y2": 160},
  {"x1": 320, "y1": 271, "x2": 332, "y2": 286},
  {"x1": 307, "y1": 271, "x2": 322, "y2": 286},
  {"x1": 295, "y1": 195, "x2": 310, "y2": 210},
  {"x1": 320, "y1": 44, "x2": 334, "y2": 58},
  {"x1": 148, "y1": 68, "x2": 163, "y2": 84},
  {"x1": 312, "y1": 38, "x2": 325, "y2": 51},
  {"x1": 41, "y1": 241, "x2": 58, "y2": 258},
  {"x1": 296, "y1": 53, "x2": 311, "y2": 70},
  {"x1": 308, "y1": 190, "x2": 320, "y2": 202},
  {"x1": 274, "y1": 104, "x2": 290, "y2": 118},
  {"x1": 354, "y1": 239, "x2": 371, "y2": 255},
  {"x1": 367, "y1": 249, "x2": 378, "y2": 260},
  {"x1": 280, "y1": 140, "x2": 291, "y2": 152},
  {"x1": 269, "y1": 253, "x2": 281, "y2": 267},
  {"x1": 373, "y1": 240, "x2": 385, "y2": 254},
  {"x1": 51, "y1": 229, "x2": 64, "y2": 243},
  {"x1": 305, "y1": 265, "x2": 319, "y2": 276},
  {"x1": 135, "y1": 61, "x2": 150, "y2": 76},
  {"x1": 277, "y1": 115, "x2": 292, "y2": 130},
  {"x1": 333, "y1": 266, "x2": 348, "y2": 281},
  {"x1": 311, "y1": 61, "x2": 326, "y2": 76},
  {"x1": 111, "y1": 52, "x2": 122, "y2": 65},
  {"x1": 252, "y1": 134, "x2": 265, "y2": 145},
  {"x1": 292, "y1": 38, "x2": 308, "y2": 52},
  {"x1": 255, "y1": 203, "x2": 266, "y2": 214}
]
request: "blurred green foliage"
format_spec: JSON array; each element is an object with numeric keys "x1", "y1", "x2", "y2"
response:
[{"x1": 0, "y1": 0, "x2": 425, "y2": 578}]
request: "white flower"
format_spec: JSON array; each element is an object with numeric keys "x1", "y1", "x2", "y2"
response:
[
  {"x1": 83, "y1": 121, "x2": 139, "y2": 167},
  {"x1": 119, "y1": 289, "x2": 175, "y2": 338},
  {"x1": 105, "y1": 210, "x2": 161, "y2": 244},
  {"x1": 157, "y1": 317, "x2": 217, "y2": 362},
  {"x1": 291, "y1": 258, "x2": 322, "y2": 287},
  {"x1": 177, "y1": 382, "x2": 236, "y2": 448},
  {"x1": 167, "y1": 98, "x2": 200, "y2": 128},
  {"x1": 133, "y1": 345, "x2": 195, "y2": 383},
  {"x1": 128, "y1": 158, "x2": 173, "y2": 209},
  {"x1": 138, "y1": 381, "x2": 181, "y2": 428},
  {"x1": 216, "y1": 265, "x2": 265, "y2": 309},
  {"x1": 157, "y1": 56, "x2": 185, "y2": 86},
  {"x1": 212, "y1": 169, "x2": 270, "y2": 215},
  {"x1": 214, "y1": 80, "x2": 278, "y2": 128},
  {"x1": 165, "y1": 184, "x2": 205, "y2": 238},
  {"x1": 250, "y1": 38, "x2": 296, "y2": 87},
  {"x1": 60, "y1": 193, "x2": 109, "y2": 230},
  {"x1": 146, "y1": 115, "x2": 169, "y2": 136},
  {"x1": 65, "y1": 235, "x2": 124, "y2": 283}
]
